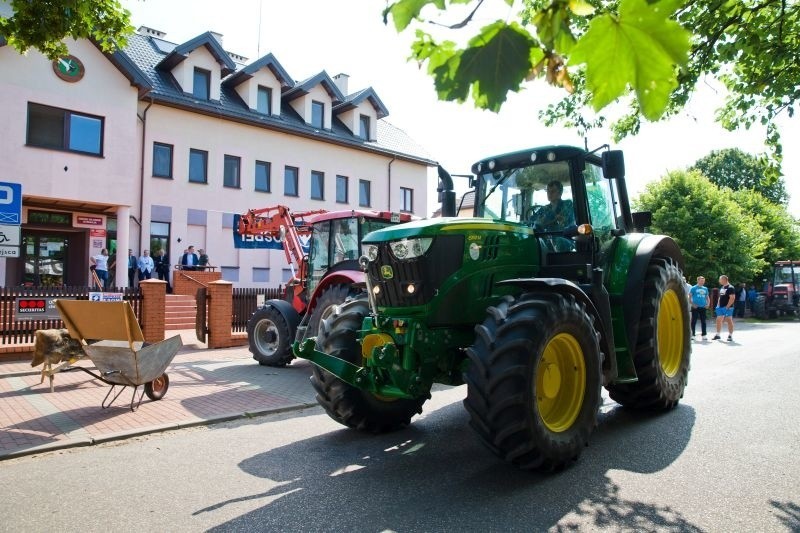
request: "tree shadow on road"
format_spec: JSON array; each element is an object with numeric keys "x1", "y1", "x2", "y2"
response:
[{"x1": 198, "y1": 396, "x2": 698, "y2": 532}]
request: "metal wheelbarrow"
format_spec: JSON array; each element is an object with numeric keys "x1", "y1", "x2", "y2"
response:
[{"x1": 55, "y1": 299, "x2": 183, "y2": 411}]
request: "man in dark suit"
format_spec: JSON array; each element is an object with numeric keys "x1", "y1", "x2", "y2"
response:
[
  {"x1": 153, "y1": 249, "x2": 171, "y2": 292},
  {"x1": 126, "y1": 249, "x2": 137, "y2": 287},
  {"x1": 180, "y1": 245, "x2": 199, "y2": 271}
]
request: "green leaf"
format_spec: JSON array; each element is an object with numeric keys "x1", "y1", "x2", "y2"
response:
[
  {"x1": 384, "y1": 0, "x2": 446, "y2": 32},
  {"x1": 569, "y1": 0, "x2": 691, "y2": 120},
  {"x1": 568, "y1": 0, "x2": 595, "y2": 16},
  {"x1": 435, "y1": 21, "x2": 539, "y2": 111}
]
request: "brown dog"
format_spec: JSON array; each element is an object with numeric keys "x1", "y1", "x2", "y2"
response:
[{"x1": 31, "y1": 329, "x2": 86, "y2": 392}]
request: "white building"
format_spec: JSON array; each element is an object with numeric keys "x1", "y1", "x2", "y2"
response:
[{"x1": 0, "y1": 26, "x2": 435, "y2": 288}]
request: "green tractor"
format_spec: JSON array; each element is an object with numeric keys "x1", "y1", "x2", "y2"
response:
[{"x1": 294, "y1": 145, "x2": 691, "y2": 471}]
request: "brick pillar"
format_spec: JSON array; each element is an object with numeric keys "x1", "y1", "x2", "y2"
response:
[
  {"x1": 206, "y1": 280, "x2": 233, "y2": 349},
  {"x1": 139, "y1": 279, "x2": 167, "y2": 343}
]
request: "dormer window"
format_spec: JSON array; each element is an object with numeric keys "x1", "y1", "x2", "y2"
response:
[
  {"x1": 311, "y1": 101, "x2": 324, "y2": 129},
  {"x1": 257, "y1": 86, "x2": 272, "y2": 114},
  {"x1": 359, "y1": 115, "x2": 370, "y2": 140},
  {"x1": 193, "y1": 68, "x2": 210, "y2": 100}
]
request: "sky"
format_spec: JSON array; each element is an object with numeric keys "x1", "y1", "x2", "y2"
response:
[{"x1": 120, "y1": 0, "x2": 800, "y2": 218}]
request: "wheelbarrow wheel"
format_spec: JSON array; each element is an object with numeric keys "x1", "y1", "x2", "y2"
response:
[{"x1": 144, "y1": 373, "x2": 170, "y2": 401}]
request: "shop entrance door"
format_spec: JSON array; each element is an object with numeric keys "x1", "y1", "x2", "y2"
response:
[{"x1": 23, "y1": 234, "x2": 68, "y2": 287}]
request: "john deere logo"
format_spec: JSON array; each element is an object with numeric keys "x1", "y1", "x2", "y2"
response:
[{"x1": 381, "y1": 265, "x2": 394, "y2": 279}]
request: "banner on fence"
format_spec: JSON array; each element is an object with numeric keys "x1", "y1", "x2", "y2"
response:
[
  {"x1": 232, "y1": 214, "x2": 311, "y2": 252},
  {"x1": 89, "y1": 292, "x2": 124, "y2": 302},
  {"x1": 15, "y1": 296, "x2": 73, "y2": 320}
]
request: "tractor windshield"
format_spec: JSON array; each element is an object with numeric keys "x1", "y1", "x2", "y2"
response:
[
  {"x1": 479, "y1": 161, "x2": 574, "y2": 230},
  {"x1": 775, "y1": 265, "x2": 798, "y2": 285}
]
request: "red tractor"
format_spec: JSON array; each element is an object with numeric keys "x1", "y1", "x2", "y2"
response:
[
  {"x1": 238, "y1": 206, "x2": 413, "y2": 366},
  {"x1": 754, "y1": 260, "x2": 800, "y2": 319}
]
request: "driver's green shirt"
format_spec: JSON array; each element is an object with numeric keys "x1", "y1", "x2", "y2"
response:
[{"x1": 533, "y1": 199, "x2": 575, "y2": 231}]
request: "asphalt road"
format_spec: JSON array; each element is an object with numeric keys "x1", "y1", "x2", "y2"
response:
[{"x1": 1, "y1": 318, "x2": 798, "y2": 532}]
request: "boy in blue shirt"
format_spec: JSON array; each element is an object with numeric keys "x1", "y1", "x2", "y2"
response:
[{"x1": 689, "y1": 276, "x2": 710, "y2": 340}]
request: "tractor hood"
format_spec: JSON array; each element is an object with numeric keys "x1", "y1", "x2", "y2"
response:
[{"x1": 362, "y1": 217, "x2": 527, "y2": 243}]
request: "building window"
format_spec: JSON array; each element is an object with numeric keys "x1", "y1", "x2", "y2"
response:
[
  {"x1": 255, "y1": 160, "x2": 271, "y2": 192},
  {"x1": 311, "y1": 100, "x2": 324, "y2": 128},
  {"x1": 189, "y1": 149, "x2": 208, "y2": 183},
  {"x1": 193, "y1": 68, "x2": 210, "y2": 100},
  {"x1": 26, "y1": 102, "x2": 104, "y2": 155},
  {"x1": 359, "y1": 179, "x2": 371, "y2": 207},
  {"x1": 284, "y1": 166, "x2": 299, "y2": 197},
  {"x1": 359, "y1": 114, "x2": 370, "y2": 140},
  {"x1": 257, "y1": 85, "x2": 272, "y2": 114},
  {"x1": 253, "y1": 267, "x2": 270, "y2": 283},
  {"x1": 150, "y1": 222, "x2": 170, "y2": 259},
  {"x1": 221, "y1": 266, "x2": 240, "y2": 282},
  {"x1": 311, "y1": 171, "x2": 325, "y2": 200},
  {"x1": 224, "y1": 154, "x2": 241, "y2": 188},
  {"x1": 400, "y1": 187, "x2": 414, "y2": 213},
  {"x1": 336, "y1": 175, "x2": 348, "y2": 204},
  {"x1": 152, "y1": 142, "x2": 173, "y2": 178}
]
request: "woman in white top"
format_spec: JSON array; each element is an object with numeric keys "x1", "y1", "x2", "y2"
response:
[{"x1": 90, "y1": 248, "x2": 110, "y2": 289}]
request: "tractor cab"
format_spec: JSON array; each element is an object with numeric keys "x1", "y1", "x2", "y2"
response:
[{"x1": 471, "y1": 146, "x2": 636, "y2": 282}]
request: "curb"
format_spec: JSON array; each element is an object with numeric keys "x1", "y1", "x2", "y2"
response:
[{"x1": 0, "y1": 401, "x2": 318, "y2": 461}]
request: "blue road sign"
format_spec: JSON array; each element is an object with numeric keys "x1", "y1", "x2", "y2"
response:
[{"x1": 0, "y1": 182, "x2": 22, "y2": 225}]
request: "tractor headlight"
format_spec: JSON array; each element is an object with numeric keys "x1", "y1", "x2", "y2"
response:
[
  {"x1": 364, "y1": 244, "x2": 379, "y2": 262},
  {"x1": 389, "y1": 238, "x2": 433, "y2": 260}
]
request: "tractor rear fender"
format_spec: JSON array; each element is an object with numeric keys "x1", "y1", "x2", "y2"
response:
[
  {"x1": 261, "y1": 298, "x2": 302, "y2": 333},
  {"x1": 616, "y1": 235, "x2": 685, "y2": 360},
  {"x1": 496, "y1": 278, "x2": 616, "y2": 382},
  {"x1": 306, "y1": 270, "x2": 364, "y2": 311}
]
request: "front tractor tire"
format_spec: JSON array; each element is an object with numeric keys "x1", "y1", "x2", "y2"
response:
[
  {"x1": 305, "y1": 284, "x2": 354, "y2": 340},
  {"x1": 464, "y1": 293, "x2": 603, "y2": 472},
  {"x1": 247, "y1": 306, "x2": 295, "y2": 367},
  {"x1": 310, "y1": 294, "x2": 426, "y2": 433},
  {"x1": 607, "y1": 257, "x2": 691, "y2": 409}
]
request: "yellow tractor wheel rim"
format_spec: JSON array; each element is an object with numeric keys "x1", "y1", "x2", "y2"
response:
[
  {"x1": 657, "y1": 288, "x2": 684, "y2": 377},
  {"x1": 536, "y1": 333, "x2": 586, "y2": 433}
]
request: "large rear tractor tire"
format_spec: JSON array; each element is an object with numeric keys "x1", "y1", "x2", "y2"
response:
[
  {"x1": 607, "y1": 257, "x2": 690, "y2": 409},
  {"x1": 753, "y1": 295, "x2": 769, "y2": 320},
  {"x1": 247, "y1": 306, "x2": 295, "y2": 367},
  {"x1": 310, "y1": 294, "x2": 426, "y2": 433},
  {"x1": 464, "y1": 292, "x2": 603, "y2": 472}
]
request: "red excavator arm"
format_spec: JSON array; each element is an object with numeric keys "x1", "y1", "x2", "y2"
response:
[{"x1": 237, "y1": 205, "x2": 326, "y2": 284}]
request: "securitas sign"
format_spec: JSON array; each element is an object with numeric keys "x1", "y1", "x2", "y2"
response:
[
  {"x1": 232, "y1": 214, "x2": 310, "y2": 252},
  {"x1": 15, "y1": 297, "x2": 71, "y2": 320}
]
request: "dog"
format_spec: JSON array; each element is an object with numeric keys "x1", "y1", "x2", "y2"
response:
[{"x1": 31, "y1": 329, "x2": 86, "y2": 392}]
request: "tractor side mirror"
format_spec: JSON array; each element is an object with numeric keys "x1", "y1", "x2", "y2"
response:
[
  {"x1": 602, "y1": 150, "x2": 625, "y2": 181},
  {"x1": 631, "y1": 211, "x2": 652, "y2": 232}
]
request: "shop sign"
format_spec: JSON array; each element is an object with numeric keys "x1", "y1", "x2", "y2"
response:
[
  {"x1": 74, "y1": 214, "x2": 105, "y2": 228},
  {"x1": 90, "y1": 229, "x2": 107, "y2": 237}
]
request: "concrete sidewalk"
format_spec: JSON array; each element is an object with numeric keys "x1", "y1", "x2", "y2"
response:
[{"x1": 0, "y1": 330, "x2": 318, "y2": 460}]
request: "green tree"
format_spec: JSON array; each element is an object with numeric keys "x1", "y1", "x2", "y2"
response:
[
  {"x1": 387, "y1": 0, "x2": 798, "y2": 157},
  {"x1": 691, "y1": 148, "x2": 788, "y2": 205},
  {"x1": 635, "y1": 170, "x2": 767, "y2": 282},
  {"x1": 0, "y1": 0, "x2": 133, "y2": 59},
  {"x1": 731, "y1": 189, "x2": 800, "y2": 281}
]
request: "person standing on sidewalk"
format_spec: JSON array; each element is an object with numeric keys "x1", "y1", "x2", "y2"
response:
[
  {"x1": 714, "y1": 275, "x2": 736, "y2": 342},
  {"x1": 127, "y1": 249, "x2": 138, "y2": 287},
  {"x1": 90, "y1": 248, "x2": 110, "y2": 289},
  {"x1": 137, "y1": 250, "x2": 155, "y2": 281},
  {"x1": 689, "y1": 276, "x2": 710, "y2": 340},
  {"x1": 734, "y1": 283, "x2": 747, "y2": 318}
]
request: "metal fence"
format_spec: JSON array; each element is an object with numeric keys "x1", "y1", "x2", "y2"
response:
[
  {"x1": 0, "y1": 286, "x2": 141, "y2": 345},
  {"x1": 231, "y1": 286, "x2": 285, "y2": 333}
]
